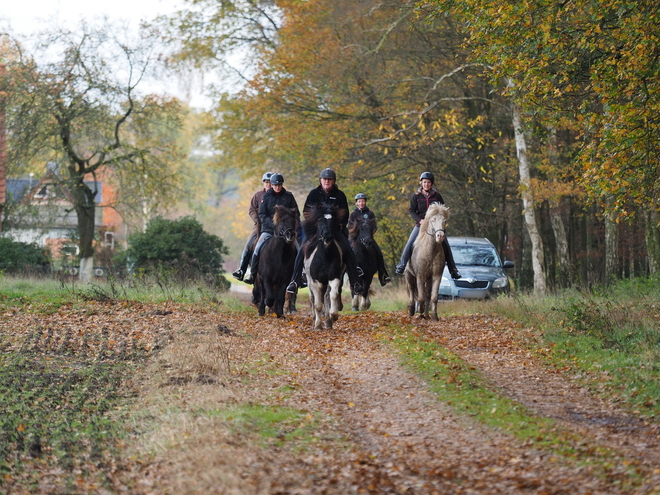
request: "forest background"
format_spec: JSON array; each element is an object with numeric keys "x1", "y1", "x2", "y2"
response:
[{"x1": 2, "y1": 0, "x2": 660, "y2": 293}]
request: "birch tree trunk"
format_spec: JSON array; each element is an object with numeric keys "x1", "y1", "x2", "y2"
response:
[
  {"x1": 604, "y1": 199, "x2": 619, "y2": 283},
  {"x1": 644, "y1": 208, "x2": 660, "y2": 275},
  {"x1": 512, "y1": 101, "x2": 546, "y2": 294}
]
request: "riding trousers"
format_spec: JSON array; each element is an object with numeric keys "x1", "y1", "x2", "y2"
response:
[{"x1": 396, "y1": 225, "x2": 459, "y2": 274}]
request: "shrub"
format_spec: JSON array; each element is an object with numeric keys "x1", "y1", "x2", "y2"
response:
[
  {"x1": 118, "y1": 216, "x2": 229, "y2": 288},
  {"x1": 0, "y1": 238, "x2": 50, "y2": 274}
]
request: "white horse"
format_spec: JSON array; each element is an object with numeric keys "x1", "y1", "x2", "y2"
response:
[{"x1": 405, "y1": 203, "x2": 449, "y2": 320}]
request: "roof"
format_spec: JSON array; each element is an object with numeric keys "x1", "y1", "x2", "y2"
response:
[{"x1": 5, "y1": 178, "x2": 103, "y2": 204}]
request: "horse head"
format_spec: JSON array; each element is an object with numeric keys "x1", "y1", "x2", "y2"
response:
[
  {"x1": 423, "y1": 203, "x2": 449, "y2": 244},
  {"x1": 304, "y1": 204, "x2": 343, "y2": 246},
  {"x1": 350, "y1": 215, "x2": 376, "y2": 248},
  {"x1": 273, "y1": 205, "x2": 298, "y2": 244}
]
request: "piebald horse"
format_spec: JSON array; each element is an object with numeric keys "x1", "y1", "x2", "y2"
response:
[{"x1": 302, "y1": 204, "x2": 346, "y2": 330}]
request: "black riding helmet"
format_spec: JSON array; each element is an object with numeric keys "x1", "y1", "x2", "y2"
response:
[
  {"x1": 262, "y1": 172, "x2": 273, "y2": 182},
  {"x1": 319, "y1": 168, "x2": 337, "y2": 180},
  {"x1": 270, "y1": 173, "x2": 284, "y2": 185},
  {"x1": 419, "y1": 171, "x2": 434, "y2": 184},
  {"x1": 355, "y1": 193, "x2": 367, "y2": 201}
]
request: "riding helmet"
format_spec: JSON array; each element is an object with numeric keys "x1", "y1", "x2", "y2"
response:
[
  {"x1": 419, "y1": 171, "x2": 434, "y2": 184},
  {"x1": 262, "y1": 172, "x2": 273, "y2": 182},
  {"x1": 270, "y1": 173, "x2": 284, "y2": 185},
  {"x1": 355, "y1": 193, "x2": 367, "y2": 201},
  {"x1": 319, "y1": 168, "x2": 337, "y2": 180}
]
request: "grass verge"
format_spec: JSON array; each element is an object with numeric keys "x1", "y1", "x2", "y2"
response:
[{"x1": 386, "y1": 325, "x2": 646, "y2": 490}]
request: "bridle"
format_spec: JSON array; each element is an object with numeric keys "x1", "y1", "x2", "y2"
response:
[{"x1": 426, "y1": 227, "x2": 446, "y2": 237}]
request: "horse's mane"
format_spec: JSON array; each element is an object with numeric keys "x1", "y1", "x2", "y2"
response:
[
  {"x1": 303, "y1": 204, "x2": 346, "y2": 239},
  {"x1": 415, "y1": 203, "x2": 450, "y2": 248},
  {"x1": 348, "y1": 215, "x2": 376, "y2": 240},
  {"x1": 273, "y1": 204, "x2": 297, "y2": 226}
]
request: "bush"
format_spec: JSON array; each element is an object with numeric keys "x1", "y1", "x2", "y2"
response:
[
  {"x1": 0, "y1": 238, "x2": 50, "y2": 274},
  {"x1": 118, "y1": 216, "x2": 229, "y2": 288}
]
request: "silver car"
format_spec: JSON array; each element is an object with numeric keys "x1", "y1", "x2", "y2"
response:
[{"x1": 439, "y1": 237, "x2": 514, "y2": 300}]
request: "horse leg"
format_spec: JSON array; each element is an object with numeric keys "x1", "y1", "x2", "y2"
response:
[
  {"x1": 406, "y1": 271, "x2": 416, "y2": 316},
  {"x1": 417, "y1": 274, "x2": 429, "y2": 319},
  {"x1": 351, "y1": 292, "x2": 359, "y2": 311},
  {"x1": 430, "y1": 273, "x2": 441, "y2": 321},
  {"x1": 362, "y1": 293, "x2": 371, "y2": 311},
  {"x1": 274, "y1": 288, "x2": 285, "y2": 318},
  {"x1": 323, "y1": 287, "x2": 333, "y2": 329},
  {"x1": 257, "y1": 284, "x2": 266, "y2": 317},
  {"x1": 327, "y1": 278, "x2": 342, "y2": 324},
  {"x1": 309, "y1": 282, "x2": 325, "y2": 331}
]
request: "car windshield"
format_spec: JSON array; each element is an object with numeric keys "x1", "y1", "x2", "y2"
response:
[{"x1": 451, "y1": 245, "x2": 501, "y2": 267}]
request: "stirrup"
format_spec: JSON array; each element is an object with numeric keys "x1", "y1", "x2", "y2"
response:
[
  {"x1": 232, "y1": 269, "x2": 244, "y2": 281},
  {"x1": 286, "y1": 282, "x2": 298, "y2": 294},
  {"x1": 356, "y1": 266, "x2": 364, "y2": 277}
]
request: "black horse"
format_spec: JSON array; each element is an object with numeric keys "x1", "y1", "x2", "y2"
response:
[
  {"x1": 254, "y1": 205, "x2": 299, "y2": 318},
  {"x1": 302, "y1": 204, "x2": 346, "y2": 330},
  {"x1": 349, "y1": 215, "x2": 378, "y2": 311}
]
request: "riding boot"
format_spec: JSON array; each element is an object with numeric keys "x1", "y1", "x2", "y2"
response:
[
  {"x1": 374, "y1": 243, "x2": 391, "y2": 286},
  {"x1": 244, "y1": 252, "x2": 259, "y2": 284},
  {"x1": 232, "y1": 248, "x2": 251, "y2": 281},
  {"x1": 442, "y1": 238, "x2": 461, "y2": 279}
]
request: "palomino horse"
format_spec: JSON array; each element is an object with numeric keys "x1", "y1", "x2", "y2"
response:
[
  {"x1": 302, "y1": 204, "x2": 346, "y2": 330},
  {"x1": 349, "y1": 215, "x2": 378, "y2": 311},
  {"x1": 405, "y1": 203, "x2": 449, "y2": 320},
  {"x1": 255, "y1": 205, "x2": 299, "y2": 318}
]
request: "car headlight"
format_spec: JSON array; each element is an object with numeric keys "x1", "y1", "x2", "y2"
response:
[
  {"x1": 440, "y1": 276, "x2": 451, "y2": 287},
  {"x1": 492, "y1": 277, "x2": 508, "y2": 289}
]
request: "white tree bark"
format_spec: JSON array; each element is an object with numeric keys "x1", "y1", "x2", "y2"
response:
[
  {"x1": 79, "y1": 256, "x2": 95, "y2": 282},
  {"x1": 512, "y1": 101, "x2": 546, "y2": 294}
]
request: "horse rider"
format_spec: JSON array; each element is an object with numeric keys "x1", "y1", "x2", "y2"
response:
[
  {"x1": 232, "y1": 172, "x2": 272, "y2": 281},
  {"x1": 395, "y1": 171, "x2": 461, "y2": 279},
  {"x1": 347, "y1": 193, "x2": 391, "y2": 286},
  {"x1": 243, "y1": 173, "x2": 301, "y2": 284},
  {"x1": 286, "y1": 168, "x2": 365, "y2": 295}
]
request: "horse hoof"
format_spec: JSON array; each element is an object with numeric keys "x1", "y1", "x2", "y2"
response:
[{"x1": 351, "y1": 306, "x2": 358, "y2": 311}]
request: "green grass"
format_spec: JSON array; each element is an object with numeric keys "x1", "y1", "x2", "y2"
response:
[
  {"x1": 386, "y1": 326, "x2": 644, "y2": 489},
  {"x1": 211, "y1": 404, "x2": 323, "y2": 449},
  {"x1": 0, "y1": 351, "x2": 138, "y2": 490},
  {"x1": 0, "y1": 273, "x2": 253, "y2": 313}
]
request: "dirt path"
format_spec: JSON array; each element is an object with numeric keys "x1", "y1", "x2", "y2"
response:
[{"x1": 123, "y1": 305, "x2": 660, "y2": 494}]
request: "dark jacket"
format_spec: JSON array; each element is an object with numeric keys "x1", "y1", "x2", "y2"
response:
[
  {"x1": 304, "y1": 184, "x2": 349, "y2": 228},
  {"x1": 258, "y1": 187, "x2": 300, "y2": 234},
  {"x1": 249, "y1": 188, "x2": 268, "y2": 227},
  {"x1": 409, "y1": 188, "x2": 445, "y2": 227}
]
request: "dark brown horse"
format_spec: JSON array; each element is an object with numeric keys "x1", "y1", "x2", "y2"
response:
[
  {"x1": 254, "y1": 205, "x2": 299, "y2": 318},
  {"x1": 349, "y1": 215, "x2": 378, "y2": 311}
]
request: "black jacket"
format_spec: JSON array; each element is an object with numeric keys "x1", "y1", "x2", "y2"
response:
[
  {"x1": 409, "y1": 188, "x2": 445, "y2": 227},
  {"x1": 258, "y1": 187, "x2": 300, "y2": 234},
  {"x1": 304, "y1": 184, "x2": 349, "y2": 228}
]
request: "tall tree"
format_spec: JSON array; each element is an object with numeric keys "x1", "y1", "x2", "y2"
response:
[{"x1": 4, "y1": 24, "x2": 185, "y2": 280}]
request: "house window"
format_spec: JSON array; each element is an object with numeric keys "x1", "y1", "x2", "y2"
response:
[
  {"x1": 105, "y1": 231, "x2": 115, "y2": 249},
  {"x1": 34, "y1": 185, "x2": 48, "y2": 199}
]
